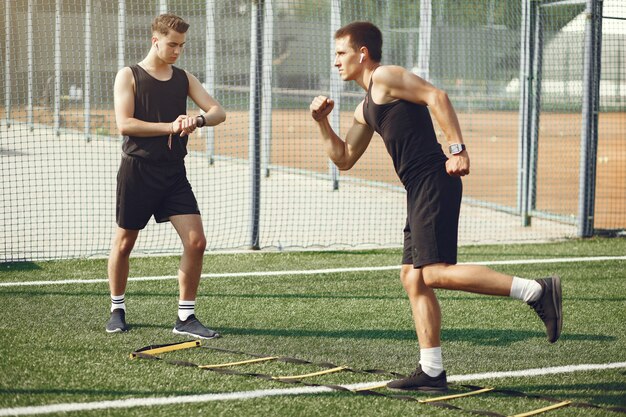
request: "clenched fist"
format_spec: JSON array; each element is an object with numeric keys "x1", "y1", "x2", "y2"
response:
[
  {"x1": 445, "y1": 153, "x2": 470, "y2": 177},
  {"x1": 310, "y1": 96, "x2": 334, "y2": 121}
]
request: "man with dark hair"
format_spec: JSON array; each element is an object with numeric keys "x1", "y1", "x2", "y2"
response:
[
  {"x1": 310, "y1": 21, "x2": 562, "y2": 392},
  {"x1": 106, "y1": 13, "x2": 226, "y2": 339}
]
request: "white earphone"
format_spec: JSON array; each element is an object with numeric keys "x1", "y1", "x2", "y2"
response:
[{"x1": 359, "y1": 53, "x2": 364, "y2": 63}]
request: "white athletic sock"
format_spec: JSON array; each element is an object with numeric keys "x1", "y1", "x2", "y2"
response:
[
  {"x1": 110, "y1": 294, "x2": 126, "y2": 312},
  {"x1": 178, "y1": 300, "x2": 196, "y2": 321},
  {"x1": 419, "y1": 347, "x2": 444, "y2": 378},
  {"x1": 510, "y1": 276, "x2": 542, "y2": 303}
]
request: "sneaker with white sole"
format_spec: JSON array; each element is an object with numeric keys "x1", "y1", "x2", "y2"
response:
[
  {"x1": 386, "y1": 365, "x2": 448, "y2": 392},
  {"x1": 528, "y1": 276, "x2": 562, "y2": 343},
  {"x1": 106, "y1": 309, "x2": 129, "y2": 333},
  {"x1": 173, "y1": 314, "x2": 220, "y2": 339}
]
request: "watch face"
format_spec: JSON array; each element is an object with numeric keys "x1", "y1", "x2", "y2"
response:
[{"x1": 450, "y1": 144, "x2": 465, "y2": 154}]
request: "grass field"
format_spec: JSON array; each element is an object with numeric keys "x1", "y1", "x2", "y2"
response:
[{"x1": 1, "y1": 238, "x2": 625, "y2": 416}]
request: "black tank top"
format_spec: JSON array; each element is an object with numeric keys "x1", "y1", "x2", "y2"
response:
[
  {"x1": 362, "y1": 70, "x2": 447, "y2": 186},
  {"x1": 122, "y1": 64, "x2": 189, "y2": 163}
]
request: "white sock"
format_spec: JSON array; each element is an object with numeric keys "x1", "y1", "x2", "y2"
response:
[
  {"x1": 178, "y1": 300, "x2": 195, "y2": 321},
  {"x1": 510, "y1": 276, "x2": 542, "y2": 303},
  {"x1": 110, "y1": 294, "x2": 126, "y2": 312},
  {"x1": 419, "y1": 347, "x2": 444, "y2": 377}
]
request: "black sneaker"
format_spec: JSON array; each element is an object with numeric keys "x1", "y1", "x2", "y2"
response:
[
  {"x1": 386, "y1": 365, "x2": 448, "y2": 392},
  {"x1": 528, "y1": 276, "x2": 562, "y2": 343},
  {"x1": 173, "y1": 314, "x2": 220, "y2": 340},
  {"x1": 106, "y1": 309, "x2": 129, "y2": 333}
]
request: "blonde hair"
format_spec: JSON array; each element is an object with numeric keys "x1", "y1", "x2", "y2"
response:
[{"x1": 152, "y1": 13, "x2": 189, "y2": 35}]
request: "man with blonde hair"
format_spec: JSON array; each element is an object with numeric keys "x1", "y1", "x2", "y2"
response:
[{"x1": 106, "y1": 13, "x2": 226, "y2": 339}]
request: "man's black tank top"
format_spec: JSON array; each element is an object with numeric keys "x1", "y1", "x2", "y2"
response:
[
  {"x1": 122, "y1": 64, "x2": 189, "y2": 163},
  {"x1": 362, "y1": 70, "x2": 447, "y2": 187}
]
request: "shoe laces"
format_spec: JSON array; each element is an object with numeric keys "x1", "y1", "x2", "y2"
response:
[
  {"x1": 409, "y1": 367, "x2": 425, "y2": 378},
  {"x1": 529, "y1": 300, "x2": 546, "y2": 320}
]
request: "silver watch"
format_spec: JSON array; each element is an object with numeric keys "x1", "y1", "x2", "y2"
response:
[{"x1": 449, "y1": 143, "x2": 466, "y2": 155}]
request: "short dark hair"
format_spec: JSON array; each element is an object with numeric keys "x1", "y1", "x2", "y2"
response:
[
  {"x1": 152, "y1": 13, "x2": 189, "y2": 35},
  {"x1": 335, "y1": 21, "x2": 382, "y2": 62}
]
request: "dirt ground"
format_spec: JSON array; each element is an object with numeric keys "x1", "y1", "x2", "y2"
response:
[{"x1": 3, "y1": 106, "x2": 624, "y2": 229}]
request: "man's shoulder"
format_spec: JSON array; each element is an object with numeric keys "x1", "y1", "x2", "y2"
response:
[
  {"x1": 372, "y1": 65, "x2": 407, "y2": 84},
  {"x1": 115, "y1": 66, "x2": 135, "y2": 86},
  {"x1": 117, "y1": 65, "x2": 133, "y2": 74}
]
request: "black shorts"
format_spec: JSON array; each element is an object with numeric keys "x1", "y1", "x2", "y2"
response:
[
  {"x1": 402, "y1": 167, "x2": 462, "y2": 268},
  {"x1": 116, "y1": 155, "x2": 200, "y2": 230}
]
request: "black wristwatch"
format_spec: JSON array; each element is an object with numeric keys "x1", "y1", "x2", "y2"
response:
[
  {"x1": 449, "y1": 143, "x2": 466, "y2": 155},
  {"x1": 196, "y1": 114, "x2": 206, "y2": 128}
]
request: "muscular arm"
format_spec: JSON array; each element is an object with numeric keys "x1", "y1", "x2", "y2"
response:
[
  {"x1": 310, "y1": 97, "x2": 374, "y2": 171},
  {"x1": 113, "y1": 67, "x2": 174, "y2": 137},
  {"x1": 186, "y1": 72, "x2": 226, "y2": 127},
  {"x1": 374, "y1": 66, "x2": 470, "y2": 176}
]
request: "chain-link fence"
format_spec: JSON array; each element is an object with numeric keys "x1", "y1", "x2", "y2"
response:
[{"x1": 1, "y1": 0, "x2": 624, "y2": 261}]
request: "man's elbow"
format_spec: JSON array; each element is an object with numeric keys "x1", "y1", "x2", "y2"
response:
[
  {"x1": 117, "y1": 121, "x2": 131, "y2": 137},
  {"x1": 218, "y1": 110, "x2": 226, "y2": 124},
  {"x1": 431, "y1": 89, "x2": 451, "y2": 109},
  {"x1": 334, "y1": 159, "x2": 354, "y2": 171},
  {"x1": 212, "y1": 108, "x2": 226, "y2": 125}
]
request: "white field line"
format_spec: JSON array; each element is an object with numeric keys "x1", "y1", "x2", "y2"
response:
[
  {"x1": 1, "y1": 362, "x2": 625, "y2": 416},
  {"x1": 1, "y1": 255, "x2": 625, "y2": 288}
]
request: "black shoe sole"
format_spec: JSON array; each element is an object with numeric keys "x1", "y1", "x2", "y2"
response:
[
  {"x1": 549, "y1": 275, "x2": 563, "y2": 343},
  {"x1": 386, "y1": 385, "x2": 449, "y2": 393}
]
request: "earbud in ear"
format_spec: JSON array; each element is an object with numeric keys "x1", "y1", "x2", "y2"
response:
[{"x1": 359, "y1": 53, "x2": 364, "y2": 63}]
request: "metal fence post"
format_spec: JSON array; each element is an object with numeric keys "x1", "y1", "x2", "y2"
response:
[
  {"x1": 329, "y1": 0, "x2": 341, "y2": 190},
  {"x1": 54, "y1": 0, "x2": 61, "y2": 136},
  {"x1": 4, "y1": 0, "x2": 11, "y2": 127},
  {"x1": 117, "y1": 0, "x2": 125, "y2": 70},
  {"x1": 84, "y1": 0, "x2": 91, "y2": 141},
  {"x1": 249, "y1": 0, "x2": 263, "y2": 249},
  {"x1": 205, "y1": 0, "x2": 216, "y2": 165},
  {"x1": 27, "y1": 0, "x2": 33, "y2": 130},
  {"x1": 517, "y1": 0, "x2": 535, "y2": 226},
  {"x1": 261, "y1": 0, "x2": 273, "y2": 178},
  {"x1": 527, "y1": 1, "x2": 544, "y2": 224},
  {"x1": 578, "y1": 0, "x2": 603, "y2": 237},
  {"x1": 417, "y1": 0, "x2": 432, "y2": 81}
]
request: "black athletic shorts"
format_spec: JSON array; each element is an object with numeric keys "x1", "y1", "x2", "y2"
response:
[
  {"x1": 116, "y1": 154, "x2": 200, "y2": 230},
  {"x1": 402, "y1": 166, "x2": 462, "y2": 268}
]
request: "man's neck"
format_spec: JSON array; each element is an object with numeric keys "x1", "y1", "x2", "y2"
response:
[
  {"x1": 356, "y1": 64, "x2": 380, "y2": 91},
  {"x1": 139, "y1": 52, "x2": 174, "y2": 81},
  {"x1": 140, "y1": 52, "x2": 169, "y2": 71}
]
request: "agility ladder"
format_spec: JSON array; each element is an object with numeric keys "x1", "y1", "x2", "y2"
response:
[{"x1": 131, "y1": 340, "x2": 625, "y2": 417}]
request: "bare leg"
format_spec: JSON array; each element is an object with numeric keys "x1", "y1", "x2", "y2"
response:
[
  {"x1": 401, "y1": 265, "x2": 441, "y2": 348},
  {"x1": 388, "y1": 265, "x2": 448, "y2": 391},
  {"x1": 422, "y1": 263, "x2": 513, "y2": 296},
  {"x1": 169, "y1": 214, "x2": 220, "y2": 339},
  {"x1": 390, "y1": 262, "x2": 557, "y2": 390},
  {"x1": 107, "y1": 227, "x2": 139, "y2": 296},
  {"x1": 170, "y1": 214, "x2": 207, "y2": 301},
  {"x1": 401, "y1": 263, "x2": 514, "y2": 347}
]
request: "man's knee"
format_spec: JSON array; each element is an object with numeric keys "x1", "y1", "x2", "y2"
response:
[
  {"x1": 185, "y1": 235, "x2": 207, "y2": 254},
  {"x1": 400, "y1": 266, "x2": 421, "y2": 294},
  {"x1": 112, "y1": 232, "x2": 137, "y2": 258},
  {"x1": 422, "y1": 264, "x2": 447, "y2": 288}
]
